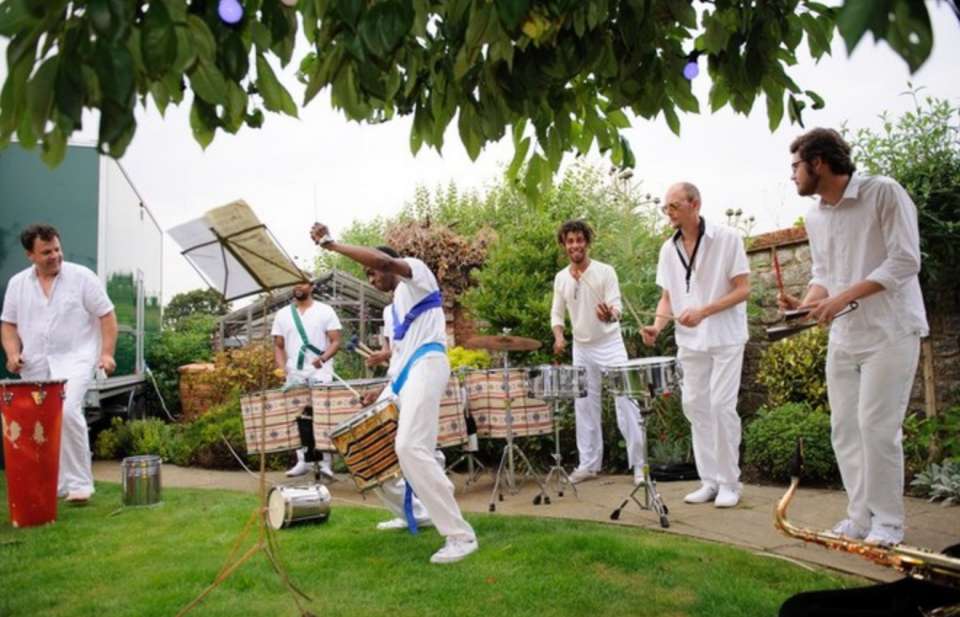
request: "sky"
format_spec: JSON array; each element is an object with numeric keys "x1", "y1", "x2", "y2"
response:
[{"x1": 3, "y1": 5, "x2": 959, "y2": 306}]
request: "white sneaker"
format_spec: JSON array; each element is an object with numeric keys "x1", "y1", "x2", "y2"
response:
[
  {"x1": 376, "y1": 517, "x2": 434, "y2": 531},
  {"x1": 569, "y1": 469, "x2": 598, "y2": 484},
  {"x1": 285, "y1": 460, "x2": 310, "y2": 477},
  {"x1": 430, "y1": 536, "x2": 479, "y2": 564},
  {"x1": 66, "y1": 489, "x2": 92, "y2": 504},
  {"x1": 714, "y1": 486, "x2": 740, "y2": 508},
  {"x1": 683, "y1": 484, "x2": 718, "y2": 504},
  {"x1": 318, "y1": 464, "x2": 335, "y2": 480},
  {"x1": 633, "y1": 466, "x2": 646, "y2": 487},
  {"x1": 831, "y1": 518, "x2": 869, "y2": 540},
  {"x1": 865, "y1": 523, "x2": 903, "y2": 546}
]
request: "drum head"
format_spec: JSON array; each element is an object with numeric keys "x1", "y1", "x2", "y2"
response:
[
  {"x1": 267, "y1": 487, "x2": 287, "y2": 530},
  {"x1": 617, "y1": 356, "x2": 676, "y2": 367}
]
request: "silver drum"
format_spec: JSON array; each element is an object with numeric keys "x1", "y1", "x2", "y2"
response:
[
  {"x1": 603, "y1": 357, "x2": 679, "y2": 398},
  {"x1": 267, "y1": 484, "x2": 332, "y2": 530},
  {"x1": 525, "y1": 365, "x2": 587, "y2": 400}
]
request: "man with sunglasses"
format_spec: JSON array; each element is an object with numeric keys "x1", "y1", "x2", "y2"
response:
[
  {"x1": 779, "y1": 128, "x2": 928, "y2": 546},
  {"x1": 642, "y1": 183, "x2": 750, "y2": 508}
]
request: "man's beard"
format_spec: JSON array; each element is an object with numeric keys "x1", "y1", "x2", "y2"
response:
[
  {"x1": 796, "y1": 167, "x2": 820, "y2": 196},
  {"x1": 293, "y1": 289, "x2": 309, "y2": 300}
]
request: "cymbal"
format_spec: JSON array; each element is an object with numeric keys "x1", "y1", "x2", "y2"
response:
[{"x1": 462, "y1": 335, "x2": 542, "y2": 352}]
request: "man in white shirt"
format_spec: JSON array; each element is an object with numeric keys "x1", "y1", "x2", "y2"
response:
[
  {"x1": 642, "y1": 183, "x2": 750, "y2": 508},
  {"x1": 1, "y1": 224, "x2": 118, "y2": 504},
  {"x1": 550, "y1": 220, "x2": 646, "y2": 486},
  {"x1": 780, "y1": 128, "x2": 928, "y2": 545},
  {"x1": 310, "y1": 225, "x2": 478, "y2": 565},
  {"x1": 271, "y1": 279, "x2": 342, "y2": 478}
]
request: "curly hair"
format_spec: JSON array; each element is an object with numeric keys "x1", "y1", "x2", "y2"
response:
[
  {"x1": 790, "y1": 128, "x2": 856, "y2": 176},
  {"x1": 556, "y1": 219, "x2": 593, "y2": 245}
]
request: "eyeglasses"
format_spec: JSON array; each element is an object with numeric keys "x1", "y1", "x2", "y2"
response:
[{"x1": 660, "y1": 202, "x2": 683, "y2": 215}]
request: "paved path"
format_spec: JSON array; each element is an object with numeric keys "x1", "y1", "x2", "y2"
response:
[{"x1": 93, "y1": 461, "x2": 959, "y2": 582}]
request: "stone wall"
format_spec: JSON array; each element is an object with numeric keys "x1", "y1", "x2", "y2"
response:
[{"x1": 743, "y1": 226, "x2": 959, "y2": 416}]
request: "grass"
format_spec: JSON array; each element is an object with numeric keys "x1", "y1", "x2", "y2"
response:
[{"x1": 0, "y1": 477, "x2": 851, "y2": 617}]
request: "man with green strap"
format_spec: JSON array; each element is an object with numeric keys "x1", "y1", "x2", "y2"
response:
[{"x1": 272, "y1": 279, "x2": 342, "y2": 477}]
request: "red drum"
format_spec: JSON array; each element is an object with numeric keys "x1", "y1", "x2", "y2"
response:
[
  {"x1": 239, "y1": 387, "x2": 302, "y2": 454},
  {"x1": 463, "y1": 369, "x2": 553, "y2": 438},
  {"x1": 1, "y1": 379, "x2": 65, "y2": 528}
]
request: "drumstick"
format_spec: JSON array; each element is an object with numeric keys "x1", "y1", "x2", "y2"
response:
[
  {"x1": 329, "y1": 369, "x2": 361, "y2": 398},
  {"x1": 357, "y1": 342, "x2": 375, "y2": 355},
  {"x1": 622, "y1": 294, "x2": 675, "y2": 325},
  {"x1": 772, "y1": 248, "x2": 785, "y2": 294}
]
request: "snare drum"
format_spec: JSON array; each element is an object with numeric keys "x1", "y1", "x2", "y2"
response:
[
  {"x1": 437, "y1": 376, "x2": 468, "y2": 448},
  {"x1": 525, "y1": 365, "x2": 587, "y2": 400},
  {"x1": 266, "y1": 484, "x2": 331, "y2": 530},
  {"x1": 330, "y1": 398, "x2": 401, "y2": 491},
  {"x1": 239, "y1": 387, "x2": 302, "y2": 454},
  {"x1": 603, "y1": 357, "x2": 679, "y2": 398},
  {"x1": 463, "y1": 369, "x2": 552, "y2": 438}
]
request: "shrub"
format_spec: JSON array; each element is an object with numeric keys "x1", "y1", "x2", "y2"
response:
[
  {"x1": 94, "y1": 417, "x2": 133, "y2": 460},
  {"x1": 646, "y1": 393, "x2": 692, "y2": 464},
  {"x1": 756, "y1": 328, "x2": 828, "y2": 413},
  {"x1": 144, "y1": 313, "x2": 217, "y2": 414},
  {"x1": 911, "y1": 459, "x2": 960, "y2": 505},
  {"x1": 200, "y1": 343, "x2": 284, "y2": 402},
  {"x1": 448, "y1": 346, "x2": 491, "y2": 371},
  {"x1": 743, "y1": 402, "x2": 838, "y2": 484}
]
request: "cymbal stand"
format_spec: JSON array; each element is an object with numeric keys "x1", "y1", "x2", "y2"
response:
[
  {"x1": 538, "y1": 397, "x2": 578, "y2": 501},
  {"x1": 488, "y1": 351, "x2": 549, "y2": 512},
  {"x1": 609, "y1": 394, "x2": 669, "y2": 528}
]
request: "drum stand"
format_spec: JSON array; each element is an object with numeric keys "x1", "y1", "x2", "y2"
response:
[
  {"x1": 609, "y1": 396, "x2": 670, "y2": 528},
  {"x1": 488, "y1": 353, "x2": 549, "y2": 512},
  {"x1": 538, "y1": 398, "x2": 578, "y2": 500},
  {"x1": 445, "y1": 441, "x2": 486, "y2": 487}
]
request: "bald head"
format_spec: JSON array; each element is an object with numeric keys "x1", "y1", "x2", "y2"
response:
[
  {"x1": 666, "y1": 182, "x2": 701, "y2": 205},
  {"x1": 663, "y1": 182, "x2": 702, "y2": 230}
]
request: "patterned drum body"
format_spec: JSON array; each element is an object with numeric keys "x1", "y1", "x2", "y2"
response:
[
  {"x1": 463, "y1": 369, "x2": 552, "y2": 438},
  {"x1": 240, "y1": 387, "x2": 302, "y2": 454},
  {"x1": 310, "y1": 379, "x2": 388, "y2": 451},
  {"x1": 603, "y1": 357, "x2": 679, "y2": 398},
  {"x1": 1, "y1": 379, "x2": 65, "y2": 528},
  {"x1": 330, "y1": 399, "x2": 401, "y2": 491},
  {"x1": 525, "y1": 365, "x2": 587, "y2": 400},
  {"x1": 436, "y1": 376, "x2": 467, "y2": 448}
]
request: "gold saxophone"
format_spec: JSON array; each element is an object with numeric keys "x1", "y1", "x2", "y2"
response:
[{"x1": 774, "y1": 443, "x2": 960, "y2": 590}]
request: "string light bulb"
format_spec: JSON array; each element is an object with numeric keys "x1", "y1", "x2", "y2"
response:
[
  {"x1": 683, "y1": 58, "x2": 699, "y2": 80},
  {"x1": 218, "y1": 0, "x2": 243, "y2": 24}
]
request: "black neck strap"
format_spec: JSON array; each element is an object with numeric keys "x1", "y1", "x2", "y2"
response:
[{"x1": 673, "y1": 217, "x2": 705, "y2": 293}]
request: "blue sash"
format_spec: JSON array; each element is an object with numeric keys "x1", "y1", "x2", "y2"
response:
[
  {"x1": 392, "y1": 290, "x2": 442, "y2": 341},
  {"x1": 391, "y1": 341, "x2": 446, "y2": 533}
]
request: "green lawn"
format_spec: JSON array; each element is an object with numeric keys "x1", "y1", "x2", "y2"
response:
[{"x1": 0, "y1": 478, "x2": 850, "y2": 617}]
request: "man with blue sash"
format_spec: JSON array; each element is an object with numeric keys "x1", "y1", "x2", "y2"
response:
[
  {"x1": 311, "y1": 226, "x2": 478, "y2": 564},
  {"x1": 271, "y1": 278, "x2": 342, "y2": 478}
]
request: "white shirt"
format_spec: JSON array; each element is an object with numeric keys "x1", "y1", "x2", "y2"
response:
[
  {"x1": 389, "y1": 258, "x2": 446, "y2": 375},
  {"x1": 382, "y1": 304, "x2": 398, "y2": 380},
  {"x1": 805, "y1": 173, "x2": 928, "y2": 352},
  {"x1": 1, "y1": 262, "x2": 114, "y2": 377},
  {"x1": 551, "y1": 260, "x2": 624, "y2": 346},
  {"x1": 271, "y1": 300, "x2": 341, "y2": 383},
  {"x1": 655, "y1": 219, "x2": 750, "y2": 351}
]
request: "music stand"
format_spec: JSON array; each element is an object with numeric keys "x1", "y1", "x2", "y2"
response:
[{"x1": 169, "y1": 200, "x2": 316, "y2": 617}]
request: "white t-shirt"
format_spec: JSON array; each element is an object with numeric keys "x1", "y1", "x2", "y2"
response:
[
  {"x1": 655, "y1": 219, "x2": 750, "y2": 351},
  {"x1": 1, "y1": 262, "x2": 114, "y2": 378},
  {"x1": 381, "y1": 304, "x2": 397, "y2": 380},
  {"x1": 388, "y1": 258, "x2": 446, "y2": 376},
  {"x1": 805, "y1": 173, "x2": 928, "y2": 352},
  {"x1": 550, "y1": 260, "x2": 624, "y2": 346},
  {"x1": 271, "y1": 300, "x2": 341, "y2": 383}
]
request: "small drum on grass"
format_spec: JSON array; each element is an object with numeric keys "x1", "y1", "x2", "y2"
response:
[
  {"x1": 267, "y1": 484, "x2": 331, "y2": 530},
  {"x1": 603, "y1": 357, "x2": 679, "y2": 399},
  {"x1": 330, "y1": 398, "x2": 401, "y2": 491},
  {"x1": 525, "y1": 365, "x2": 587, "y2": 400},
  {"x1": 121, "y1": 455, "x2": 162, "y2": 506},
  {"x1": 1, "y1": 379, "x2": 65, "y2": 528},
  {"x1": 463, "y1": 368, "x2": 553, "y2": 438}
]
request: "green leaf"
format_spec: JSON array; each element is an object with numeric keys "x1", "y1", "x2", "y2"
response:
[
  {"x1": 141, "y1": 0, "x2": 177, "y2": 77},
  {"x1": 457, "y1": 102, "x2": 482, "y2": 161},
  {"x1": 708, "y1": 80, "x2": 730, "y2": 113},
  {"x1": 95, "y1": 42, "x2": 134, "y2": 104},
  {"x1": 190, "y1": 97, "x2": 216, "y2": 149},
  {"x1": 40, "y1": 126, "x2": 66, "y2": 168},
  {"x1": 494, "y1": 0, "x2": 530, "y2": 30},
  {"x1": 507, "y1": 135, "x2": 531, "y2": 180},
  {"x1": 606, "y1": 108, "x2": 631, "y2": 129},
  {"x1": 666, "y1": 0, "x2": 697, "y2": 29},
  {"x1": 88, "y1": 0, "x2": 113, "y2": 37},
  {"x1": 149, "y1": 79, "x2": 170, "y2": 115},
  {"x1": 805, "y1": 89, "x2": 825, "y2": 111},
  {"x1": 187, "y1": 15, "x2": 217, "y2": 63},
  {"x1": 766, "y1": 89, "x2": 784, "y2": 131},
  {"x1": 190, "y1": 60, "x2": 228, "y2": 106},
  {"x1": 358, "y1": 1, "x2": 413, "y2": 59},
  {"x1": 256, "y1": 54, "x2": 299, "y2": 117},
  {"x1": 662, "y1": 103, "x2": 680, "y2": 136},
  {"x1": 27, "y1": 56, "x2": 58, "y2": 135},
  {"x1": 334, "y1": 0, "x2": 363, "y2": 28}
]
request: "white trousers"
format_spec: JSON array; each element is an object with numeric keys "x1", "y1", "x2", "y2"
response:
[
  {"x1": 21, "y1": 365, "x2": 94, "y2": 495},
  {"x1": 826, "y1": 335, "x2": 920, "y2": 531},
  {"x1": 572, "y1": 338, "x2": 644, "y2": 473},
  {"x1": 374, "y1": 354, "x2": 475, "y2": 540},
  {"x1": 677, "y1": 344, "x2": 745, "y2": 489}
]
